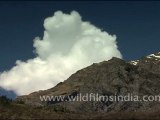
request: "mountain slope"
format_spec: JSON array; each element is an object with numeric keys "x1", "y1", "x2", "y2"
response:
[{"x1": 17, "y1": 52, "x2": 160, "y2": 112}]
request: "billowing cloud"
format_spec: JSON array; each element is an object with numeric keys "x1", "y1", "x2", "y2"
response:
[{"x1": 0, "y1": 11, "x2": 122, "y2": 95}]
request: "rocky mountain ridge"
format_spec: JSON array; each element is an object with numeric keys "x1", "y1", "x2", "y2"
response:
[{"x1": 16, "y1": 52, "x2": 160, "y2": 112}]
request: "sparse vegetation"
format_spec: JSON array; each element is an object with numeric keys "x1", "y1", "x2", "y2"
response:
[
  {"x1": 1, "y1": 99, "x2": 160, "y2": 120},
  {"x1": 0, "y1": 96, "x2": 11, "y2": 107},
  {"x1": 16, "y1": 99, "x2": 25, "y2": 104}
]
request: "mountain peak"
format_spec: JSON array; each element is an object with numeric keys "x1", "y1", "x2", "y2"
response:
[
  {"x1": 109, "y1": 57, "x2": 124, "y2": 62},
  {"x1": 146, "y1": 52, "x2": 160, "y2": 60},
  {"x1": 129, "y1": 51, "x2": 160, "y2": 65},
  {"x1": 129, "y1": 51, "x2": 160, "y2": 75}
]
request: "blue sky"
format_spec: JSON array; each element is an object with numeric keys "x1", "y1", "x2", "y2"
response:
[{"x1": 0, "y1": 1, "x2": 160, "y2": 72}]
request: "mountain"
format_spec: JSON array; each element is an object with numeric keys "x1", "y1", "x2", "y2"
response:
[
  {"x1": 129, "y1": 52, "x2": 160, "y2": 74},
  {"x1": 16, "y1": 51, "x2": 160, "y2": 113}
]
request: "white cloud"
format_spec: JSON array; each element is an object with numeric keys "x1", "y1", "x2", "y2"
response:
[{"x1": 0, "y1": 11, "x2": 122, "y2": 95}]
